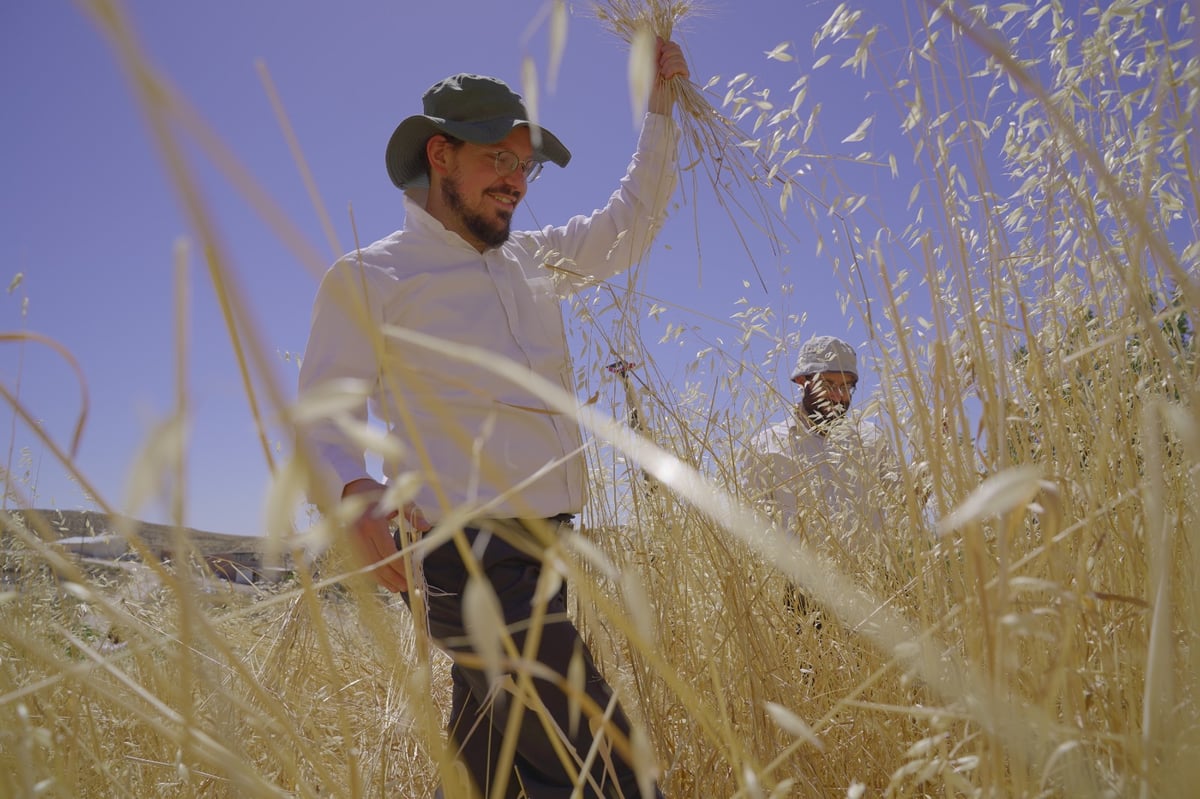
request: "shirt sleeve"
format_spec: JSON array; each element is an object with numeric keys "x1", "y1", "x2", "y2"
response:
[
  {"x1": 523, "y1": 112, "x2": 679, "y2": 292},
  {"x1": 295, "y1": 258, "x2": 386, "y2": 506}
]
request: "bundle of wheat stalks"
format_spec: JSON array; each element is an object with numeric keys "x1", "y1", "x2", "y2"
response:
[{"x1": 3, "y1": 0, "x2": 1198, "y2": 796}]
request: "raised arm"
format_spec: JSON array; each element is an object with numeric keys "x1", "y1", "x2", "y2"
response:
[
  {"x1": 648, "y1": 37, "x2": 690, "y2": 116},
  {"x1": 518, "y1": 38, "x2": 691, "y2": 290}
]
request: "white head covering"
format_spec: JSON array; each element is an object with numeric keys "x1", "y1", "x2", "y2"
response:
[{"x1": 791, "y1": 335, "x2": 857, "y2": 380}]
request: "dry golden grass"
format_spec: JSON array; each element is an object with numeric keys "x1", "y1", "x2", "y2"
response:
[{"x1": 3, "y1": 0, "x2": 1198, "y2": 797}]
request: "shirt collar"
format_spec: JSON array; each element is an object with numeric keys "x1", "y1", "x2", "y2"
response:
[{"x1": 401, "y1": 188, "x2": 482, "y2": 253}]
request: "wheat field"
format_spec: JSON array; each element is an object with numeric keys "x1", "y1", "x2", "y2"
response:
[{"x1": 3, "y1": 0, "x2": 1198, "y2": 797}]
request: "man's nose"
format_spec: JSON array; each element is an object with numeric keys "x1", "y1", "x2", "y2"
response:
[
  {"x1": 499, "y1": 169, "x2": 526, "y2": 192},
  {"x1": 498, "y1": 181, "x2": 524, "y2": 205}
]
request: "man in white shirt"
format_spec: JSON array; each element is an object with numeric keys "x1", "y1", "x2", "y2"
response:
[
  {"x1": 298, "y1": 39, "x2": 687, "y2": 799},
  {"x1": 744, "y1": 336, "x2": 897, "y2": 623}
]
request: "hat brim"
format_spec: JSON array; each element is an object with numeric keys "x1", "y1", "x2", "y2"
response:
[{"x1": 385, "y1": 115, "x2": 571, "y2": 189}]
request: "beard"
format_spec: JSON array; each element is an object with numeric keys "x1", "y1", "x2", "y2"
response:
[
  {"x1": 799, "y1": 384, "x2": 849, "y2": 429},
  {"x1": 441, "y1": 173, "x2": 514, "y2": 249}
]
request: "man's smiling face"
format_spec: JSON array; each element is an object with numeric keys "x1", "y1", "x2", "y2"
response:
[{"x1": 437, "y1": 127, "x2": 532, "y2": 251}]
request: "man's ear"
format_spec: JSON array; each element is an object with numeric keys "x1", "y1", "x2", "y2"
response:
[{"x1": 426, "y1": 136, "x2": 453, "y2": 179}]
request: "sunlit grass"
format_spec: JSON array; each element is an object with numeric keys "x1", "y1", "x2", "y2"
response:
[{"x1": 2, "y1": 0, "x2": 1197, "y2": 797}]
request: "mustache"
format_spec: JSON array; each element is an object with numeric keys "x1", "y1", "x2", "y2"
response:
[{"x1": 488, "y1": 185, "x2": 522, "y2": 201}]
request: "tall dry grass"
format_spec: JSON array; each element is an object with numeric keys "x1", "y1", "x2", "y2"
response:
[{"x1": 2, "y1": 0, "x2": 1198, "y2": 797}]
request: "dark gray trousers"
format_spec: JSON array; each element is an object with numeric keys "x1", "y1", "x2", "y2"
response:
[{"x1": 406, "y1": 520, "x2": 659, "y2": 799}]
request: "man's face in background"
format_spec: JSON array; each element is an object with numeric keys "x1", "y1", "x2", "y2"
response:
[{"x1": 795, "y1": 371, "x2": 856, "y2": 428}]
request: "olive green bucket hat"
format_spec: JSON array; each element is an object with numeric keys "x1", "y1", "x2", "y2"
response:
[{"x1": 385, "y1": 73, "x2": 571, "y2": 189}]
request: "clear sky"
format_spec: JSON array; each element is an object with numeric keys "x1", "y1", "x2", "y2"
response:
[{"x1": 2, "y1": 0, "x2": 922, "y2": 536}]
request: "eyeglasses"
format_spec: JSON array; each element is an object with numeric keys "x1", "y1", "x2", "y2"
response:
[
  {"x1": 490, "y1": 150, "x2": 543, "y2": 182},
  {"x1": 794, "y1": 374, "x2": 858, "y2": 394}
]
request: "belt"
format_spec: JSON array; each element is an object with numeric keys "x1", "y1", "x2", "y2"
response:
[
  {"x1": 479, "y1": 514, "x2": 576, "y2": 534},
  {"x1": 393, "y1": 514, "x2": 575, "y2": 549},
  {"x1": 463, "y1": 514, "x2": 576, "y2": 530}
]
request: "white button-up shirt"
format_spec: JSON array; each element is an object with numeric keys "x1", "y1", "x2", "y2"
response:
[
  {"x1": 744, "y1": 413, "x2": 896, "y2": 551},
  {"x1": 298, "y1": 113, "x2": 678, "y2": 520}
]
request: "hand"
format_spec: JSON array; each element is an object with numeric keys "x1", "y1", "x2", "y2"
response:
[
  {"x1": 341, "y1": 478, "x2": 431, "y2": 592},
  {"x1": 648, "y1": 37, "x2": 690, "y2": 116}
]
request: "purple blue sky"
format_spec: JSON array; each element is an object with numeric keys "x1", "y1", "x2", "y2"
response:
[{"x1": 3, "y1": 1, "x2": 929, "y2": 535}]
